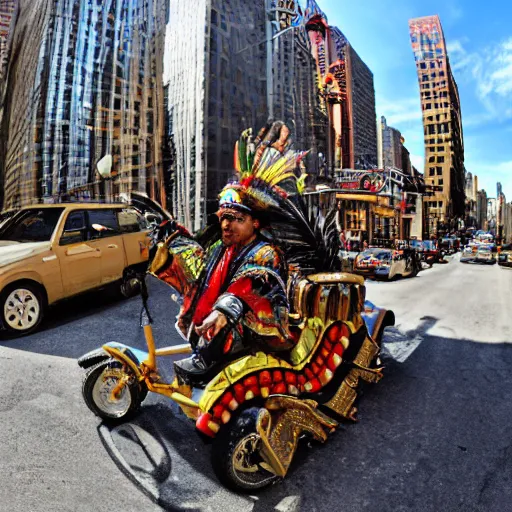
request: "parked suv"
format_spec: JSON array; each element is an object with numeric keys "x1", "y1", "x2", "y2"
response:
[{"x1": 0, "y1": 203, "x2": 150, "y2": 336}]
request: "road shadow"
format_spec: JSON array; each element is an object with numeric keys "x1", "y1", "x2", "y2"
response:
[
  {"x1": 0, "y1": 284, "x2": 126, "y2": 340},
  {"x1": 0, "y1": 277, "x2": 184, "y2": 358},
  {"x1": 93, "y1": 325, "x2": 512, "y2": 512}
]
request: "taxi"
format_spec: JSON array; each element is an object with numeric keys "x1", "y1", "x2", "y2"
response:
[
  {"x1": 353, "y1": 247, "x2": 419, "y2": 280},
  {"x1": 474, "y1": 244, "x2": 496, "y2": 265},
  {"x1": 0, "y1": 203, "x2": 150, "y2": 336}
]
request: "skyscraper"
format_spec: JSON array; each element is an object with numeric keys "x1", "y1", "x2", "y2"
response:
[
  {"x1": 0, "y1": 0, "x2": 168, "y2": 211},
  {"x1": 306, "y1": 14, "x2": 377, "y2": 173},
  {"x1": 409, "y1": 15, "x2": 465, "y2": 232},
  {"x1": 379, "y1": 116, "x2": 403, "y2": 170},
  {"x1": 345, "y1": 40, "x2": 378, "y2": 169},
  {"x1": 0, "y1": 0, "x2": 16, "y2": 82},
  {"x1": 165, "y1": 0, "x2": 328, "y2": 230},
  {"x1": 165, "y1": 0, "x2": 269, "y2": 230}
]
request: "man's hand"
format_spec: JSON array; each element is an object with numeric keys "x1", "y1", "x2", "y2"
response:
[{"x1": 195, "y1": 310, "x2": 228, "y2": 341}]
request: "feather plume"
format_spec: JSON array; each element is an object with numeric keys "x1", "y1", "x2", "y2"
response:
[{"x1": 218, "y1": 121, "x2": 341, "y2": 272}]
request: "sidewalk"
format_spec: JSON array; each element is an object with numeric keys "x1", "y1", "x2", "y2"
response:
[{"x1": 0, "y1": 345, "x2": 161, "y2": 512}]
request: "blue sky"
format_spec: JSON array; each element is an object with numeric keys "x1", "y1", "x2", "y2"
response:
[{"x1": 321, "y1": 0, "x2": 512, "y2": 199}]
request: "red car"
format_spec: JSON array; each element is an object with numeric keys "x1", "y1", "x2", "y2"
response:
[{"x1": 420, "y1": 240, "x2": 446, "y2": 266}]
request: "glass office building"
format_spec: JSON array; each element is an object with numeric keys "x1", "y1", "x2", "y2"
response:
[
  {"x1": 165, "y1": 0, "x2": 327, "y2": 229},
  {"x1": 0, "y1": 0, "x2": 168, "y2": 211}
]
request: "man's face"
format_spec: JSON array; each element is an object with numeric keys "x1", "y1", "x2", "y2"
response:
[{"x1": 219, "y1": 210, "x2": 259, "y2": 247}]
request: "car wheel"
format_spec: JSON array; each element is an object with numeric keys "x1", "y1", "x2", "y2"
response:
[{"x1": 0, "y1": 282, "x2": 45, "y2": 336}]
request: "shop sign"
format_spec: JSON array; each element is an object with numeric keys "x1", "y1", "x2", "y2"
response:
[{"x1": 337, "y1": 170, "x2": 389, "y2": 194}]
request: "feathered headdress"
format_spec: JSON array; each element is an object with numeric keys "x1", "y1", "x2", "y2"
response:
[{"x1": 217, "y1": 121, "x2": 340, "y2": 272}]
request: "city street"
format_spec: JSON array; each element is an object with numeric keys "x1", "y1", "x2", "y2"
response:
[{"x1": 0, "y1": 256, "x2": 511, "y2": 512}]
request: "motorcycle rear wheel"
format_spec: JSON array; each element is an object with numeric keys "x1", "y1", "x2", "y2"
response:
[
  {"x1": 82, "y1": 359, "x2": 143, "y2": 423},
  {"x1": 212, "y1": 407, "x2": 279, "y2": 492}
]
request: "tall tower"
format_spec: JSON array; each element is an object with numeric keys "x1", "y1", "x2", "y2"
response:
[
  {"x1": 165, "y1": 0, "x2": 329, "y2": 230},
  {"x1": 0, "y1": 0, "x2": 168, "y2": 211},
  {"x1": 409, "y1": 15, "x2": 465, "y2": 233},
  {"x1": 0, "y1": 0, "x2": 16, "y2": 82}
]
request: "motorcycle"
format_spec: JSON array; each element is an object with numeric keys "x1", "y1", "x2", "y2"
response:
[{"x1": 78, "y1": 268, "x2": 394, "y2": 492}]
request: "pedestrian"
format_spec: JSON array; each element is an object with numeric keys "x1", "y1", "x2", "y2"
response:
[{"x1": 340, "y1": 230, "x2": 347, "y2": 251}]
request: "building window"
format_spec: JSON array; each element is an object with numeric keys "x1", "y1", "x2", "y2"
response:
[
  {"x1": 425, "y1": 103, "x2": 432, "y2": 110},
  {"x1": 436, "y1": 167, "x2": 442, "y2": 175},
  {"x1": 429, "y1": 167, "x2": 435, "y2": 176},
  {"x1": 429, "y1": 156, "x2": 435, "y2": 163},
  {"x1": 438, "y1": 179, "x2": 443, "y2": 186},
  {"x1": 437, "y1": 155, "x2": 445, "y2": 163},
  {"x1": 437, "y1": 146, "x2": 444, "y2": 151}
]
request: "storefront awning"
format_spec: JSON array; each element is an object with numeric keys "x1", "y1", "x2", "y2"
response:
[{"x1": 336, "y1": 193, "x2": 378, "y2": 203}]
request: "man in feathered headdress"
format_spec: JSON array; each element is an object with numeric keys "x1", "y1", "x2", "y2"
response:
[{"x1": 150, "y1": 122, "x2": 299, "y2": 384}]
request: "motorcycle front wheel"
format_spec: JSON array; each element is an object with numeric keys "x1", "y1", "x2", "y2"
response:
[
  {"x1": 211, "y1": 407, "x2": 279, "y2": 492},
  {"x1": 82, "y1": 359, "x2": 144, "y2": 423}
]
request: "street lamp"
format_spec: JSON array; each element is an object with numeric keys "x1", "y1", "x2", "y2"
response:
[{"x1": 96, "y1": 154, "x2": 113, "y2": 202}]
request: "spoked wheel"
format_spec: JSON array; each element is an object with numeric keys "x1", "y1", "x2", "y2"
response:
[
  {"x1": 82, "y1": 359, "x2": 145, "y2": 423},
  {"x1": 1, "y1": 283, "x2": 45, "y2": 336},
  {"x1": 212, "y1": 407, "x2": 279, "y2": 492}
]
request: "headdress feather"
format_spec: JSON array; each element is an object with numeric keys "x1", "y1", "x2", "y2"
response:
[{"x1": 220, "y1": 121, "x2": 341, "y2": 271}]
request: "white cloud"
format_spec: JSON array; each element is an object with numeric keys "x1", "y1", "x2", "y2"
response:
[
  {"x1": 462, "y1": 112, "x2": 495, "y2": 127},
  {"x1": 446, "y1": 39, "x2": 466, "y2": 56},
  {"x1": 376, "y1": 97, "x2": 422, "y2": 125},
  {"x1": 450, "y1": 37, "x2": 512, "y2": 122}
]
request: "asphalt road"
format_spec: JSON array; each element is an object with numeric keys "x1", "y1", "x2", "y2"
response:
[{"x1": 0, "y1": 256, "x2": 511, "y2": 512}]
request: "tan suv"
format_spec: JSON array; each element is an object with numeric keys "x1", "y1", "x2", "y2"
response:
[{"x1": 0, "y1": 203, "x2": 150, "y2": 336}]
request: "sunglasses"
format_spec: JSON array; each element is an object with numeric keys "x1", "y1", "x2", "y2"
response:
[{"x1": 219, "y1": 212, "x2": 247, "y2": 223}]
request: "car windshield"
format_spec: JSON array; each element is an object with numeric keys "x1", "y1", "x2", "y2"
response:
[
  {"x1": 0, "y1": 208, "x2": 64, "y2": 243},
  {"x1": 360, "y1": 248, "x2": 392, "y2": 261}
]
